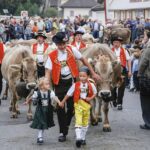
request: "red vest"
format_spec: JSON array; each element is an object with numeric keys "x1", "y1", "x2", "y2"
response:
[
  {"x1": 112, "y1": 47, "x2": 126, "y2": 67},
  {"x1": 0, "y1": 43, "x2": 4, "y2": 64},
  {"x1": 71, "y1": 41, "x2": 86, "y2": 50},
  {"x1": 74, "y1": 81, "x2": 94, "y2": 103},
  {"x1": 49, "y1": 46, "x2": 79, "y2": 85},
  {"x1": 32, "y1": 43, "x2": 49, "y2": 54}
]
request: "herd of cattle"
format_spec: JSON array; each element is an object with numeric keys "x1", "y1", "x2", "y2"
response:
[{"x1": 0, "y1": 25, "x2": 130, "y2": 132}]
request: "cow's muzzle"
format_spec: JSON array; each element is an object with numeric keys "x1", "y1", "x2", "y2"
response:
[
  {"x1": 98, "y1": 90, "x2": 111, "y2": 103},
  {"x1": 98, "y1": 90, "x2": 111, "y2": 99},
  {"x1": 26, "y1": 82, "x2": 37, "y2": 90}
]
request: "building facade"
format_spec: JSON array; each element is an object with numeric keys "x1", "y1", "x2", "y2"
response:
[
  {"x1": 109, "y1": 0, "x2": 150, "y2": 20},
  {"x1": 61, "y1": 0, "x2": 105, "y2": 23}
]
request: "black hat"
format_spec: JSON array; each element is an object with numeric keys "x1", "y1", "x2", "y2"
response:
[
  {"x1": 52, "y1": 32, "x2": 69, "y2": 44},
  {"x1": 79, "y1": 66, "x2": 90, "y2": 75},
  {"x1": 34, "y1": 32, "x2": 47, "y2": 39},
  {"x1": 111, "y1": 36, "x2": 123, "y2": 43},
  {"x1": 74, "y1": 28, "x2": 85, "y2": 36},
  {"x1": 74, "y1": 31, "x2": 84, "y2": 36}
]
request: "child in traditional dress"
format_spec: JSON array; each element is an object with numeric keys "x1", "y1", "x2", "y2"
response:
[
  {"x1": 60, "y1": 66, "x2": 97, "y2": 148},
  {"x1": 24, "y1": 77, "x2": 61, "y2": 144}
]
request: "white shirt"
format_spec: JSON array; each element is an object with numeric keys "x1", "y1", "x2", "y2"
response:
[
  {"x1": 59, "y1": 23, "x2": 66, "y2": 32},
  {"x1": 67, "y1": 82, "x2": 97, "y2": 99},
  {"x1": 45, "y1": 47, "x2": 82, "y2": 75},
  {"x1": 75, "y1": 42, "x2": 81, "y2": 50},
  {"x1": 114, "y1": 47, "x2": 130, "y2": 63},
  {"x1": 32, "y1": 90, "x2": 56, "y2": 99},
  {"x1": 32, "y1": 43, "x2": 49, "y2": 63},
  {"x1": 94, "y1": 22, "x2": 99, "y2": 31},
  {"x1": 32, "y1": 90, "x2": 57, "y2": 107},
  {"x1": 37, "y1": 21, "x2": 45, "y2": 31}
]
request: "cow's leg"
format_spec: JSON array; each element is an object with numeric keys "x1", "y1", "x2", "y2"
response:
[
  {"x1": 3, "y1": 83, "x2": 8, "y2": 100},
  {"x1": 103, "y1": 102, "x2": 111, "y2": 132},
  {"x1": 9, "y1": 89, "x2": 13, "y2": 112},
  {"x1": 15, "y1": 101, "x2": 20, "y2": 115},
  {"x1": 9, "y1": 99, "x2": 13, "y2": 111},
  {"x1": 97, "y1": 98, "x2": 102, "y2": 123},
  {"x1": 27, "y1": 101, "x2": 32, "y2": 121},
  {"x1": 11, "y1": 95, "x2": 18, "y2": 118},
  {"x1": 90, "y1": 98, "x2": 99, "y2": 126}
]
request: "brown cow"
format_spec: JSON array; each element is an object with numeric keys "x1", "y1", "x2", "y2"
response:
[
  {"x1": 1, "y1": 45, "x2": 37, "y2": 119},
  {"x1": 82, "y1": 43, "x2": 122, "y2": 132},
  {"x1": 104, "y1": 27, "x2": 131, "y2": 44}
]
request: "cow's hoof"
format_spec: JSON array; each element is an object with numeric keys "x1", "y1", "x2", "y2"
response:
[
  {"x1": 103, "y1": 124, "x2": 111, "y2": 132},
  {"x1": 98, "y1": 117, "x2": 102, "y2": 123},
  {"x1": 11, "y1": 113, "x2": 18, "y2": 119},
  {"x1": 91, "y1": 122, "x2": 98, "y2": 126},
  {"x1": 9, "y1": 107, "x2": 12, "y2": 112},
  {"x1": 103, "y1": 127, "x2": 111, "y2": 132},
  {"x1": 27, "y1": 115, "x2": 33, "y2": 121},
  {"x1": 2, "y1": 95, "x2": 7, "y2": 100},
  {"x1": 16, "y1": 110, "x2": 21, "y2": 115}
]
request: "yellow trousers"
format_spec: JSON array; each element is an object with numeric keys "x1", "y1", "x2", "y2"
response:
[{"x1": 74, "y1": 99, "x2": 91, "y2": 127}]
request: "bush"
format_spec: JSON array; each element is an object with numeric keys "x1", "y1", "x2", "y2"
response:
[{"x1": 43, "y1": 7, "x2": 58, "y2": 18}]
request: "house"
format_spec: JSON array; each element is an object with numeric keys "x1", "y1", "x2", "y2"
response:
[
  {"x1": 61, "y1": 0, "x2": 104, "y2": 23},
  {"x1": 50, "y1": 0, "x2": 68, "y2": 8},
  {"x1": 91, "y1": 3, "x2": 105, "y2": 24},
  {"x1": 108, "y1": 0, "x2": 150, "y2": 20}
]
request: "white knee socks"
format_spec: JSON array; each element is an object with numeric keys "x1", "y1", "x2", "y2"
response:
[
  {"x1": 81, "y1": 126, "x2": 88, "y2": 140},
  {"x1": 75, "y1": 127, "x2": 82, "y2": 140},
  {"x1": 38, "y1": 130, "x2": 44, "y2": 138}
]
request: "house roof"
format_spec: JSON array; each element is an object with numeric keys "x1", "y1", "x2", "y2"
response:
[
  {"x1": 109, "y1": 0, "x2": 150, "y2": 10},
  {"x1": 61, "y1": 0, "x2": 99, "y2": 8},
  {"x1": 91, "y1": 3, "x2": 104, "y2": 11},
  {"x1": 50, "y1": 0, "x2": 58, "y2": 7}
]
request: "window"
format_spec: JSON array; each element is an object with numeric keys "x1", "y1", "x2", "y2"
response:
[
  {"x1": 70, "y1": 10, "x2": 74, "y2": 17},
  {"x1": 135, "y1": 9, "x2": 144, "y2": 17}
]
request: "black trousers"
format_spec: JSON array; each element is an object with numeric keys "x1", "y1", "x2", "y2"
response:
[
  {"x1": 37, "y1": 64, "x2": 45, "y2": 78},
  {"x1": 140, "y1": 93, "x2": 150, "y2": 127},
  {"x1": 112, "y1": 67, "x2": 127, "y2": 105},
  {"x1": 133, "y1": 71, "x2": 139, "y2": 90},
  {"x1": 112, "y1": 79, "x2": 125, "y2": 105},
  {"x1": 54, "y1": 78, "x2": 74, "y2": 136}
]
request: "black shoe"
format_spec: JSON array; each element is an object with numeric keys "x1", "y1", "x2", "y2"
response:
[
  {"x1": 140, "y1": 124, "x2": 150, "y2": 130},
  {"x1": 58, "y1": 134, "x2": 66, "y2": 142},
  {"x1": 81, "y1": 140, "x2": 86, "y2": 145},
  {"x1": 76, "y1": 140, "x2": 82, "y2": 148},
  {"x1": 37, "y1": 137, "x2": 44, "y2": 144},
  {"x1": 117, "y1": 104, "x2": 123, "y2": 110},
  {"x1": 113, "y1": 101, "x2": 117, "y2": 107}
]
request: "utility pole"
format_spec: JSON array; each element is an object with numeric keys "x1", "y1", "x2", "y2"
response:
[{"x1": 104, "y1": 0, "x2": 107, "y2": 24}]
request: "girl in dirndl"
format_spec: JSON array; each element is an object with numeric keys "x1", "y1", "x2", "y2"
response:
[
  {"x1": 60, "y1": 66, "x2": 97, "y2": 148},
  {"x1": 25, "y1": 77, "x2": 61, "y2": 144}
]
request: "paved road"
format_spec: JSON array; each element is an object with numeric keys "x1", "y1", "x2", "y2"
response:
[{"x1": 0, "y1": 90, "x2": 150, "y2": 150}]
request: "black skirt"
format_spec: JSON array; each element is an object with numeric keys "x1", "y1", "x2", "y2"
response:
[{"x1": 30, "y1": 104, "x2": 55, "y2": 130}]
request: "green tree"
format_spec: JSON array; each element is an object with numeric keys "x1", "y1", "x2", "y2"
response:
[
  {"x1": 15, "y1": 4, "x2": 25, "y2": 15},
  {"x1": 14, "y1": 0, "x2": 39, "y2": 16},
  {"x1": 29, "y1": 3, "x2": 39, "y2": 16},
  {"x1": 43, "y1": 8, "x2": 58, "y2": 18}
]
